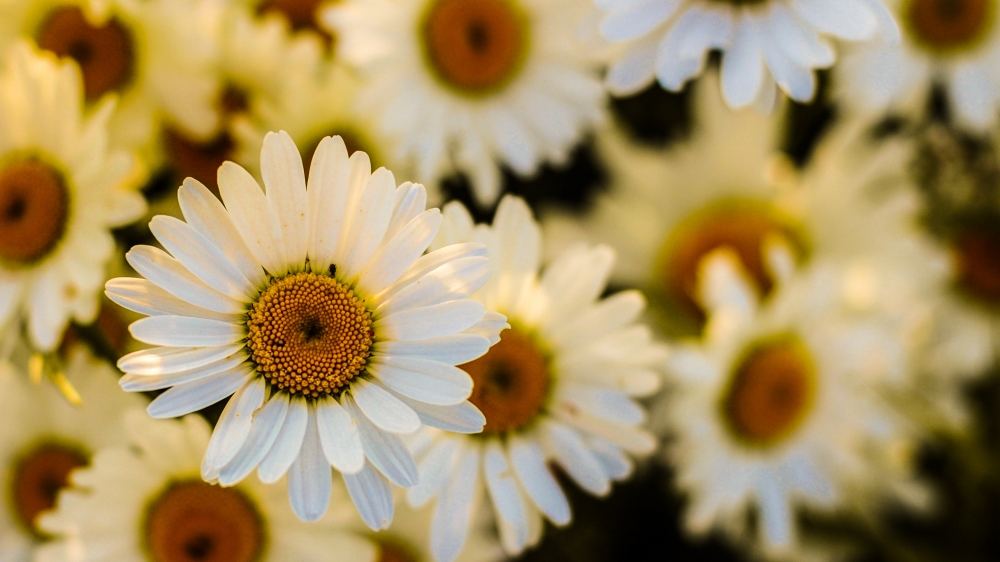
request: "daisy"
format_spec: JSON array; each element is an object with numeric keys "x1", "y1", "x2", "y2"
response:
[
  {"x1": 0, "y1": 0, "x2": 222, "y2": 159},
  {"x1": 663, "y1": 249, "x2": 927, "y2": 556},
  {"x1": 593, "y1": 0, "x2": 899, "y2": 109},
  {"x1": 0, "y1": 346, "x2": 146, "y2": 562},
  {"x1": 323, "y1": 0, "x2": 606, "y2": 205},
  {"x1": 105, "y1": 132, "x2": 501, "y2": 527},
  {"x1": 836, "y1": 0, "x2": 1000, "y2": 131},
  {"x1": 407, "y1": 196, "x2": 666, "y2": 562},
  {"x1": 0, "y1": 42, "x2": 145, "y2": 359},
  {"x1": 35, "y1": 412, "x2": 376, "y2": 562}
]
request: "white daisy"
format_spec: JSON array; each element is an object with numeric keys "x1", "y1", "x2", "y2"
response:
[
  {"x1": 35, "y1": 411, "x2": 376, "y2": 562},
  {"x1": 407, "y1": 196, "x2": 666, "y2": 562},
  {"x1": 594, "y1": 0, "x2": 899, "y2": 109},
  {"x1": 0, "y1": 0, "x2": 222, "y2": 160},
  {"x1": 664, "y1": 250, "x2": 927, "y2": 556},
  {"x1": 0, "y1": 346, "x2": 146, "y2": 562},
  {"x1": 836, "y1": 0, "x2": 1000, "y2": 131},
  {"x1": 323, "y1": 0, "x2": 606, "y2": 205},
  {"x1": 105, "y1": 131, "x2": 501, "y2": 528},
  {"x1": 0, "y1": 42, "x2": 145, "y2": 357}
]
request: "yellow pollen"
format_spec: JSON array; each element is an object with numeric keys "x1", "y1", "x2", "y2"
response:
[
  {"x1": 722, "y1": 338, "x2": 815, "y2": 446},
  {"x1": 246, "y1": 272, "x2": 373, "y2": 398},
  {"x1": 11, "y1": 443, "x2": 88, "y2": 538},
  {"x1": 144, "y1": 480, "x2": 264, "y2": 562},
  {"x1": 0, "y1": 159, "x2": 69, "y2": 265},
  {"x1": 461, "y1": 328, "x2": 549, "y2": 435}
]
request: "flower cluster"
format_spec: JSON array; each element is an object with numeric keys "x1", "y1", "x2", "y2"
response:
[{"x1": 0, "y1": 1, "x2": 998, "y2": 562}]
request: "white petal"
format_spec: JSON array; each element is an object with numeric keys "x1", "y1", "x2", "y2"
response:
[
  {"x1": 316, "y1": 396, "x2": 365, "y2": 474},
  {"x1": 393, "y1": 394, "x2": 485, "y2": 434},
  {"x1": 463, "y1": 311, "x2": 509, "y2": 346},
  {"x1": 306, "y1": 136, "x2": 352, "y2": 272},
  {"x1": 376, "y1": 243, "x2": 487, "y2": 302},
  {"x1": 339, "y1": 168, "x2": 397, "y2": 281},
  {"x1": 118, "y1": 344, "x2": 245, "y2": 376},
  {"x1": 375, "y1": 257, "x2": 491, "y2": 317},
  {"x1": 344, "y1": 461, "x2": 394, "y2": 530},
  {"x1": 357, "y1": 210, "x2": 442, "y2": 296},
  {"x1": 218, "y1": 161, "x2": 285, "y2": 276},
  {"x1": 369, "y1": 357, "x2": 473, "y2": 406},
  {"x1": 408, "y1": 437, "x2": 460, "y2": 507},
  {"x1": 721, "y1": 17, "x2": 765, "y2": 108},
  {"x1": 600, "y1": 0, "x2": 681, "y2": 42},
  {"x1": 508, "y1": 435, "x2": 571, "y2": 525},
  {"x1": 758, "y1": 476, "x2": 795, "y2": 548},
  {"x1": 288, "y1": 409, "x2": 332, "y2": 522},
  {"x1": 105, "y1": 278, "x2": 238, "y2": 322},
  {"x1": 129, "y1": 316, "x2": 243, "y2": 347},
  {"x1": 146, "y1": 367, "x2": 252, "y2": 419},
  {"x1": 202, "y1": 377, "x2": 266, "y2": 480},
  {"x1": 483, "y1": 441, "x2": 529, "y2": 552},
  {"x1": 218, "y1": 393, "x2": 290, "y2": 486},
  {"x1": 149, "y1": 215, "x2": 255, "y2": 301},
  {"x1": 431, "y1": 442, "x2": 481, "y2": 562},
  {"x1": 542, "y1": 421, "x2": 610, "y2": 496},
  {"x1": 345, "y1": 394, "x2": 419, "y2": 487},
  {"x1": 792, "y1": 0, "x2": 877, "y2": 41},
  {"x1": 377, "y1": 334, "x2": 490, "y2": 366},
  {"x1": 262, "y1": 131, "x2": 309, "y2": 272},
  {"x1": 586, "y1": 436, "x2": 633, "y2": 481},
  {"x1": 384, "y1": 182, "x2": 428, "y2": 243},
  {"x1": 258, "y1": 396, "x2": 309, "y2": 483},
  {"x1": 375, "y1": 300, "x2": 485, "y2": 341},
  {"x1": 551, "y1": 403, "x2": 657, "y2": 455},
  {"x1": 126, "y1": 246, "x2": 245, "y2": 314},
  {"x1": 556, "y1": 384, "x2": 645, "y2": 425},
  {"x1": 119, "y1": 351, "x2": 249, "y2": 391},
  {"x1": 352, "y1": 379, "x2": 421, "y2": 434}
]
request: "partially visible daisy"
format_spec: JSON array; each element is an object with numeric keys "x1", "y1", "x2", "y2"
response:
[
  {"x1": 323, "y1": 0, "x2": 606, "y2": 205},
  {"x1": 663, "y1": 250, "x2": 928, "y2": 556},
  {"x1": 594, "y1": 0, "x2": 899, "y2": 109},
  {"x1": 0, "y1": 0, "x2": 222, "y2": 160},
  {"x1": 836, "y1": 0, "x2": 1000, "y2": 131},
  {"x1": 106, "y1": 132, "x2": 501, "y2": 527},
  {"x1": 408, "y1": 196, "x2": 666, "y2": 562},
  {"x1": 237, "y1": 0, "x2": 336, "y2": 45},
  {"x1": 0, "y1": 346, "x2": 146, "y2": 562},
  {"x1": 35, "y1": 412, "x2": 376, "y2": 562},
  {"x1": 0, "y1": 42, "x2": 145, "y2": 358}
]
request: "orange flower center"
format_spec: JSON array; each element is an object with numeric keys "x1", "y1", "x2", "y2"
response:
[
  {"x1": 421, "y1": 0, "x2": 528, "y2": 95},
  {"x1": 36, "y1": 6, "x2": 134, "y2": 101},
  {"x1": 722, "y1": 339, "x2": 815, "y2": 446},
  {"x1": 0, "y1": 159, "x2": 69, "y2": 265},
  {"x1": 905, "y1": 0, "x2": 995, "y2": 54},
  {"x1": 460, "y1": 328, "x2": 549, "y2": 435},
  {"x1": 11, "y1": 443, "x2": 88, "y2": 538},
  {"x1": 144, "y1": 480, "x2": 264, "y2": 562},
  {"x1": 247, "y1": 272, "x2": 374, "y2": 398},
  {"x1": 953, "y1": 224, "x2": 1000, "y2": 304}
]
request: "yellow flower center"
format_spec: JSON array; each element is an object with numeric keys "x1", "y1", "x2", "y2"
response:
[
  {"x1": 420, "y1": 0, "x2": 529, "y2": 95},
  {"x1": 904, "y1": 0, "x2": 996, "y2": 54},
  {"x1": 0, "y1": 159, "x2": 69, "y2": 266},
  {"x1": 660, "y1": 201, "x2": 805, "y2": 319},
  {"x1": 246, "y1": 272, "x2": 374, "y2": 398},
  {"x1": 460, "y1": 328, "x2": 549, "y2": 435},
  {"x1": 10, "y1": 443, "x2": 88, "y2": 538},
  {"x1": 36, "y1": 6, "x2": 135, "y2": 101},
  {"x1": 144, "y1": 480, "x2": 264, "y2": 562},
  {"x1": 722, "y1": 338, "x2": 816, "y2": 447},
  {"x1": 953, "y1": 224, "x2": 1000, "y2": 304}
]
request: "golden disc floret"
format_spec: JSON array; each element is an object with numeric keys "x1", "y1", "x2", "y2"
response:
[{"x1": 246, "y1": 271, "x2": 373, "y2": 398}]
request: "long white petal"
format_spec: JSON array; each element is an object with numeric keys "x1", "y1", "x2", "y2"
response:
[
  {"x1": 105, "y1": 278, "x2": 238, "y2": 322},
  {"x1": 508, "y1": 435, "x2": 571, "y2": 525},
  {"x1": 258, "y1": 396, "x2": 309, "y2": 483},
  {"x1": 262, "y1": 131, "x2": 309, "y2": 272},
  {"x1": 431, "y1": 442, "x2": 481, "y2": 562},
  {"x1": 369, "y1": 357, "x2": 472, "y2": 406},
  {"x1": 202, "y1": 377, "x2": 266, "y2": 480},
  {"x1": 542, "y1": 421, "x2": 610, "y2": 496},
  {"x1": 408, "y1": 437, "x2": 460, "y2": 507},
  {"x1": 340, "y1": 168, "x2": 397, "y2": 281},
  {"x1": 316, "y1": 396, "x2": 365, "y2": 474},
  {"x1": 375, "y1": 257, "x2": 491, "y2": 317},
  {"x1": 126, "y1": 246, "x2": 245, "y2": 314},
  {"x1": 117, "y1": 344, "x2": 245, "y2": 376},
  {"x1": 306, "y1": 136, "x2": 351, "y2": 272},
  {"x1": 146, "y1": 366, "x2": 252, "y2": 418},
  {"x1": 218, "y1": 393, "x2": 290, "y2": 486},
  {"x1": 343, "y1": 461, "x2": 394, "y2": 530},
  {"x1": 288, "y1": 409, "x2": 332, "y2": 522},
  {"x1": 218, "y1": 161, "x2": 286, "y2": 276},
  {"x1": 149, "y1": 215, "x2": 255, "y2": 300},
  {"x1": 383, "y1": 182, "x2": 428, "y2": 243},
  {"x1": 376, "y1": 243, "x2": 487, "y2": 302},
  {"x1": 352, "y1": 379, "x2": 421, "y2": 434},
  {"x1": 484, "y1": 441, "x2": 529, "y2": 552},
  {"x1": 344, "y1": 394, "x2": 419, "y2": 487},
  {"x1": 129, "y1": 316, "x2": 243, "y2": 347},
  {"x1": 374, "y1": 300, "x2": 485, "y2": 341},
  {"x1": 392, "y1": 393, "x2": 485, "y2": 434},
  {"x1": 119, "y1": 351, "x2": 249, "y2": 391},
  {"x1": 377, "y1": 334, "x2": 491, "y2": 366},
  {"x1": 358, "y1": 209, "x2": 442, "y2": 296}
]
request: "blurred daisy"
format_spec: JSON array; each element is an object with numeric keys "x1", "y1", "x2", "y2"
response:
[
  {"x1": 106, "y1": 132, "x2": 499, "y2": 527},
  {"x1": 165, "y1": 4, "x2": 325, "y2": 188},
  {"x1": 0, "y1": 347, "x2": 145, "y2": 562},
  {"x1": 0, "y1": 0, "x2": 221, "y2": 158},
  {"x1": 238, "y1": 0, "x2": 335, "y2": 45},
  {"x1": 409, "y1": 196, "x2": 666, "y2": 561},
  {"x1": 594, "y1": 0, "x2": 899, "y2": 109},
  {"x1": 837, "y1": 0, "x2": 1000, "y2": 131},
  {"x1": 664, "y1": 250, "x2": 926, "y2": 556},
  {"x1": 36, "y1": 412, "x2": 375, "y2": 562},
  {"x1": 324, "y1": 0, "x2": 606, "y2": 205},
  {"x1": 0, "y1": 43, "x2": 144, "y2": 357}
]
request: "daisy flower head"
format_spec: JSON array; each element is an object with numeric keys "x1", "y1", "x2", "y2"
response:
[
  {"x1": 0, "y1": 347, "x2": 146, "y2": 562},
  {"x1": 0, "y1": 42, "x2": 145, "y2": 357},
  {"x1": 35, "y1": 412, "x2": 376, "y2": 562},
  {"x1": 837, "y1": 0, "x2": 1000, "y2": 131},
  {"x1": 0, "y1": 0, "x2": 222, "y2": 160},
  {"x1": 106, "y1": 132, "x2": 501, "y2": 528},
  {"x1": 408, "y1": 196, "x2": 666, "y2": 562},
  {"x1": 663, "y1": 250, "x2": 926, "y2": 556},
  {"x1": 323, "y1": 0, "x2": 606, "y2": 206},
  {"x1": 594, "y1": 0, "x2": 900, "y2": 109}
]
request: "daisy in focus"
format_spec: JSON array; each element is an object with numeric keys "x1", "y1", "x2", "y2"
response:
[
  {"x1": 0, "y1": 43, "x2": 144, "y2": 360},
  {"x1": 409, "y1": 196, "x2": 666, "y2": 562},
  {"x1": 106, "y1": 132, "x2": 501, "y2": 527},
  {"x1": 594, "y1": 0, "x2": 899, "y2": 109},
  {"x1": 323, "y1": 0, "x2": 606, "y2": 205},
  {"x1": 36, "y1": 412, "x2": 376, "y2": 562},
  {"x1": 0, "y1": 347, "x2": 145, "y2": 562},
  {"x1": 837, "y1": 0, "x2": 1000, "y2": 131},
  {"x1": 0, "y1": 0, "x2": 222, "y2": 160},
  {"x1": 663, "y1": 250, "x2": 927, "y2": 556}
]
